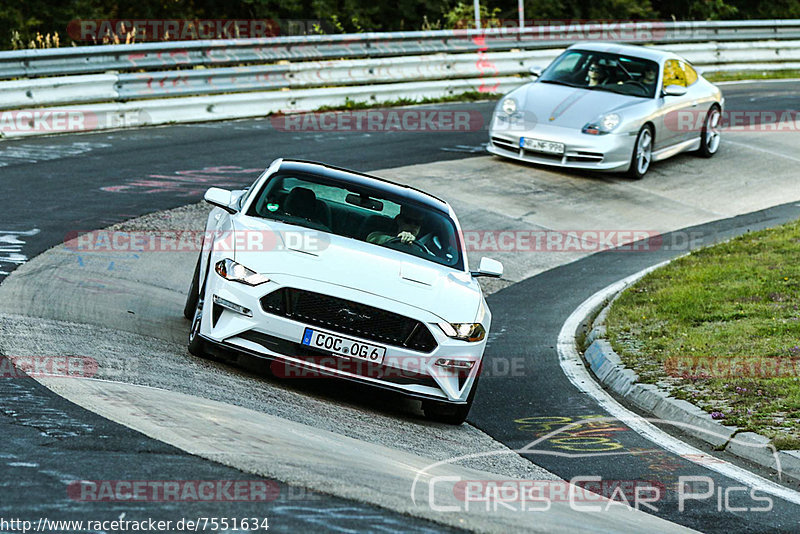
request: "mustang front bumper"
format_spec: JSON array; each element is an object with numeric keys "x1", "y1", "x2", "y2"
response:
[{"x1": 198, "y1": 271, "x2": 485, "y2": 404}]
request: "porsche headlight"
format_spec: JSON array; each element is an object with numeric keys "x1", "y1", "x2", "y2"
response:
[
  {"x1": 601, "y1": 113, "x2": 621, "y2": 130},
  {"x1": 502, "y1": 98, "x2": 518, "y2": 115},
  {"x1": 582, "y1": 113, "x2": 621, "y2": 135},
  {"x1": 215, "y1": 259, "x2": 270, "y2": 286}
]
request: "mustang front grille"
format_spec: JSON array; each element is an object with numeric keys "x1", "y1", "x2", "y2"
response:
[{"x1": 260, "y1": 288, "x2": 437, "y2": 353}]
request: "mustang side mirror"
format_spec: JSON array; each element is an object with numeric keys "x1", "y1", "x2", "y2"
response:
[
  {"x1": 204, "y1": 187, "x2": 236, "y2": 213},
  {"x1": 471, "y1": 257, "x2": 503, "y2": 278},
  {"x1": 662, "y1": 84, "x2": 688, "y2": 97}
]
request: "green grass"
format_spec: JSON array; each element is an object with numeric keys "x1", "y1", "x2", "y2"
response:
[
  {"x1": 605, "y1": 218, "x2": 800, "y2": 449},
  {"x1": 704, "y1": 69, "x2": 800, "y2": 83}
]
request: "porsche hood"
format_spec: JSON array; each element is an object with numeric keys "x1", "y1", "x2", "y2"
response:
[{"x1": 510, "y1": 81, "x2": 643, "y2": 130}]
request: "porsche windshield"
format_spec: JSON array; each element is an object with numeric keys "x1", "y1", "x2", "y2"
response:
[
  {"x1": 246, "y1": 172, "x2": 463, "y2": 270},
  {"x1": 540, "y1": 50, "x2": 660, "y2": 98}
]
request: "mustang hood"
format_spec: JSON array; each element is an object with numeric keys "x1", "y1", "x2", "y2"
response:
[
  {"x1": 231, "y1": 217, "x2": 481, "y2": 323},
  {"x1": 517, "y1": 82, "x2": 641, "y2": 130}
]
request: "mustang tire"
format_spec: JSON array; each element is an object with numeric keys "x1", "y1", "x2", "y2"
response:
[
  {"x1": 183, "y1": 254, "x2": 201, "y2": 320},
  {"x1": 422, "y1": 365, "x2": 481, "y2": 425},
  {"x1": 187, "y1": 299, "x2": 208, "y2": 357}
]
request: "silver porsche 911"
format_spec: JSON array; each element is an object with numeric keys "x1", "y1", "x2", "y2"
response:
[{"x1": 487, "y1": 42, "x2": 723, "y2": 179}]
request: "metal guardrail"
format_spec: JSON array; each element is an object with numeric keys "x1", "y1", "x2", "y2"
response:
[
  {"x1": 3, "y1": 41, "x2": 799, "y2": 108},
  {"x1": 1, "y1": 20, "x2": 800, "y2": 79},
  {"x1": 114, "y1": 50, "x2": 560, "y2": 100},
  {"x1": 1, "y1": 22, "x2": 799, "y2": 138}
]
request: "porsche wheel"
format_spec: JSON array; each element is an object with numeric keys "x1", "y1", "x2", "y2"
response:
[
  {"x1": 697, "y1": 106, "x2": 721, "y2": 158},
  {"x1": 627, "y1": 125, "x2": 653, "y2": 180}
]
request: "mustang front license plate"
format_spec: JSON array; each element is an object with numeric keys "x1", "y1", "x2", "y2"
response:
[
  {"x1": 520, "y1": 137, "x2": 565, "y2": 155},
  {"x1": 301, "y1": 327, "x2": 386, "y2": 364}
]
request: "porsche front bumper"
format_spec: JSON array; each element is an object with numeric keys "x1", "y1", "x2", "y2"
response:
[{"x1": 488, "y1": 119, "x2": 637, "y2": 172}]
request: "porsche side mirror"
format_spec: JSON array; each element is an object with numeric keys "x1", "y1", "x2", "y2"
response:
[
  {"x1": 471, "y1": 257, "x2": 503, "y2": 278},
  {"x1": 663, "y1": 85, "x2": 688, "y2": 97},
  {"x1": 529, "y1": 66, "x2": 542, "y2": 78},
  {"x1": 204, "y1": 187, "x2": 236, "y2": 213}
]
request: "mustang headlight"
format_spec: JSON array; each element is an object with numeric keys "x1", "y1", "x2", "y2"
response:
[
  {"x1": 501, "y1": 98, "x2": 518, "y2": 115},
  {"x1": 438, "y1": 322, "x2": 487, "y2": 342},
  {"x1": 215, "y1": 259, "x2": 270, "y2": 286},
  {"x1": 582, "y1": 113, "x2": 621, "y2": 135},
  {"x1": 438, "y1": 300, "x2": 487, "y2": 342}
]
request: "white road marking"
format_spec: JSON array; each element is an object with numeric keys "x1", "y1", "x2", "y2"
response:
[
  {"x1": 716, "y1": 78, "x2": 800, "y2": 86},
  {"x1": 724, "y1": 138, "x2": 800, "y2": 164},
  {"x1": 0, "y1": 228, "x2": 40, "y2": 275},
  {"x1": 0, "y1": 142, "x2": 110, "y2": 167},
  {"x1": 558, "y1": 262, "x2": 800, "y2": 506}
]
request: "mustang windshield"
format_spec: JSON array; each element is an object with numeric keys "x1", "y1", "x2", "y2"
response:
[
  {"x1": 540, "y1": 50, "x2": 660, "y2": 98},
  {"x1": 247, "y1": 172, "x2": 463, "y2": 270}
]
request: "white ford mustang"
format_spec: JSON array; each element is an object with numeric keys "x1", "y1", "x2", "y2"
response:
[{"x1": 184, "y1": 159, "x2": 503, "y2": 424}]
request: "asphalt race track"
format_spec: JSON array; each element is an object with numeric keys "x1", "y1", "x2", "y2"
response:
[
  {"x1": 1, "y1": 80, "x2": 800, "y2": 532},
  {"x1": 477, "y1": 202, "x2": 800, "y2": 533}
]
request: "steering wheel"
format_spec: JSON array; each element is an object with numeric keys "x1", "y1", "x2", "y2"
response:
[
  {"x1": 620, "y1": 80, "x2": 649, "y2": 95},
  {"x1": 385, "y1": 236, "x2": 433, "y2": 255}
]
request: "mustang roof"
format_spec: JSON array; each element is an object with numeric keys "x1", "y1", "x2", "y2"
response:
[
  {"x1": 567, "y1": 42, "x2": 682, "y2": 63},
  {"x1": 276, "y1": 159, "x2": 451, "y2": 214}
]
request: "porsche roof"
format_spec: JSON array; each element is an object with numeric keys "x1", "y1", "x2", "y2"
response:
[
  {"x1": 275, "y1": 159, "x2": 451, "y2": 215},
  {"x1": 566, "y1": 42, "x2": 682, "y2": 63}
]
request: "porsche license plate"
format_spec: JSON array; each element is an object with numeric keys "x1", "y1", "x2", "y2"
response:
[
  {"x1": 521, "y1": 137, "x2": 565, "y2": 155},
  {"x1": 301, "y1": 327, "x2": 386, "y2": 364}
]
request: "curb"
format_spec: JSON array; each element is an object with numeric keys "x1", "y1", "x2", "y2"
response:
[{"x1": 582, "y1": 285, "x2": 800, "y2": 484}]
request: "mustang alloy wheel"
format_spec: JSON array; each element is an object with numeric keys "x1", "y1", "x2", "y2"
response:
[{"x1": 187, "y1": 299, "x2": 208, "y2": 357}]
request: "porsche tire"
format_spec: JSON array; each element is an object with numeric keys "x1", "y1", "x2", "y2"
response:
[
  {"x1": 627, "y1": 125, "x2": 653, "y2": 180},
  {"x1": 696, "y1": 106, "x2": 721, "y2": 158}
]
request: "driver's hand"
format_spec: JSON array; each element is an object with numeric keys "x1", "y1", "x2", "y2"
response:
[{"x1": 398, "y1": 231, "x2": 416, "y2": 244}]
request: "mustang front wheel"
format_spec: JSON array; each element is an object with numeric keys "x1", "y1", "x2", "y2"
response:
[
  {"x1": 183, "y1": 254, "x2": 201, "y2": 320},
  {"x1": 187, "y1": 300, "x2": 208, "y2": 357},
  {"x1": 422, "y1": 367, "x2": 480, "y2": 425}
]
